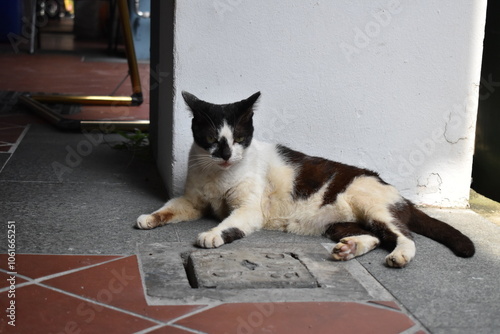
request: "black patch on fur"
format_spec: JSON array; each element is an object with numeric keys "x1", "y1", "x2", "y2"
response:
[
  {"x1": 324, "y1": 222, "x2": 377, "y2": 241},
  {"x1": 221, "y1": 227, "x2": 246, "y2": 244},
  {"x1": 366, "y1": 220, "x2": 408, "y2": 251},
  {"x1": 406, "y1": 201, "x2": 475, "y2": 257},
  {"x1": 277, "y1": 145, "x2": 384, "y2": 205}
]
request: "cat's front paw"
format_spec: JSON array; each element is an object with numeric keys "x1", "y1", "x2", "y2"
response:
[
  {"x1": 136, "y1": 214, "x2": 158, "y2": 229},
  {"x1": 197, "y1": 230, "x2": 225, "y2": 248}
]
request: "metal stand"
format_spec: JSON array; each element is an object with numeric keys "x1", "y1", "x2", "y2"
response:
[{"x1": 21, "y1": 0, "x2": 148, "y2": 132}]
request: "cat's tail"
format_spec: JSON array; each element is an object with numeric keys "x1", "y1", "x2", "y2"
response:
[{"x1": 407, "y1": 203, "x2": 475, "y2": 258}]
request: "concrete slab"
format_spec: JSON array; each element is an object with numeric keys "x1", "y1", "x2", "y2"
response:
[
  {"x1": 187, "y1": 249, "x2": 318, "y2": 289},
  {"x1": 137, "y1": 242, "x2": 395, "y2": 306}
]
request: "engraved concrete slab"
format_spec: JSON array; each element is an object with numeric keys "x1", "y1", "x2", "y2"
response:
[
  {"x1": 187, "y1": 249, "x2": 318, "y2": 289},
  {"x1": 137, "y1": 242, "x2": 396, "y2": 305}
]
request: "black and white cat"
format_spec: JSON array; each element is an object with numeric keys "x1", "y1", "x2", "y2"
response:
[{"x1": 137, "y1": 91, "x2": 475, "y2": 268}]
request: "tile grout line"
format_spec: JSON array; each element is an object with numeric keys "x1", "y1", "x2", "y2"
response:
[
  {"x1": 166, "y1": 303, "x2": 222, "y2": 326},
  {"x1": 134, "y1": 323, "x2": 208, "y2": 334},
  {"x1": 0, "y1": 255, "x2": 128, "y2": 293},
  {"x1": 7, "y1": 124, "x2": 30, "y2": 154},
  {"x1": 157, "y1": 304, "x2": 223, "y2": 334}
]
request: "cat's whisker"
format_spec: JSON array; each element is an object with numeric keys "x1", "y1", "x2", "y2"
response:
[{"x1": 188, "y1": 157, "x2": 218, "y2": 172}]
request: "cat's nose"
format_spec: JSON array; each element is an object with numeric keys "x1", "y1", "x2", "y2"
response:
[
  {"x1": 217, "y1": 137, "x2": 232, "y2": 161},
  {"x1": 221, "y1": 147, "x2": 231, "y2": 161}
]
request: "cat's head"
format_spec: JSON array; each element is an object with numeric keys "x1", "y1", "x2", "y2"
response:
[{"x1": 182, "y1": 91, "x2": 261, "y2": 169}]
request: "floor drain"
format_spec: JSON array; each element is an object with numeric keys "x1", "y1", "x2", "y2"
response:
[{"x1": 185, "y1": 249, "x2": 319, "y2": 289}]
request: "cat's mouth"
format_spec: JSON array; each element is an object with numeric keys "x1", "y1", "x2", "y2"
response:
[{"x1": 218, "y1": 161, "x2": 233, "y2": 168}]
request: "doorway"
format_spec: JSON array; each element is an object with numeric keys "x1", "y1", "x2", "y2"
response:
[{"x1": 472, "y1": 0, "x2": 500, "y2": 202}]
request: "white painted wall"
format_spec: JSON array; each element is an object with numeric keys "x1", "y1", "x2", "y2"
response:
[{"x1": 157, "y1": 0, "x2": 487, "y2": 207}]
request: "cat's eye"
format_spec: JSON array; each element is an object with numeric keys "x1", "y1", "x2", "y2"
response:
[
  {"x1": 206, "y1": 135, "x2": 217, "y2": 144},
  {"x1": 234, "y1": 136, "x2": 245, "y2": 143}
]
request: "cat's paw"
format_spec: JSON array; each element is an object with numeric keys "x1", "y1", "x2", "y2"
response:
[
  {"x1": 332, "y1": 238, "x2": 357, "y2": 261},
  {"x1": 197, "y1": 230, "x2": 225, "y2": 248},
  {"x1": 385, "y1": 239, "x2": 415, "y2": 268},
  {"x1": 331, "y1": 235, "x2": 380, "y2": 261},
  {"x1": 385, "y1": 252, "x2": 410, "y2": 268},
  {"x1": 136, "y1": 214, "x2": 158, "y2": 230}
]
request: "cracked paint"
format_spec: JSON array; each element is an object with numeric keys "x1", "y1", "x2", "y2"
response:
[{"x1": 417, "y1": 173, "x2": 443, "y2": 196}]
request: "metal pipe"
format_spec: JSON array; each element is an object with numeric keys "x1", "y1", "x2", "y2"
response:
[
  {"x1": 81, "y1": 120, "x2": 149, "y2": 132},
  {"x1": 29, "y1": 0, "x2": 37, "y2": 54},
  {"x1": 118, "y1": 0, "x2": 143, "y2": 97},
  {"x1": 29, "y1": 94, "x2": 140, "y2": 106},
  {"x1": 19, "y1": 95, "x2": 149, "y2": 132}
]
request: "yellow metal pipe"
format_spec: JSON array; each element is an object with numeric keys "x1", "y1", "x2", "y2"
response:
[
  {"x1": 30, "y1": 95, "x2": 137, "y2": 106},
  {"x1": 19, "y1": 95, "x2": 149, "y2": 132},
  {"x1": 118, "y1": 0, "x2": 143, "y2": 97}
]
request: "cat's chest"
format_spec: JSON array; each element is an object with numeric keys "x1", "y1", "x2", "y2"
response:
[
  {"x1": 201, "y1": 179, "x2": 227, "y2": 201},
  {"x1": 198, "y1": 176, "x2": 239, "y2": 219}
]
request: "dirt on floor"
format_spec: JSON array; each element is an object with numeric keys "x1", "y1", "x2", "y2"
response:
[{"x1": 469, "y1": 189, "x2": 500, "y2": 227}]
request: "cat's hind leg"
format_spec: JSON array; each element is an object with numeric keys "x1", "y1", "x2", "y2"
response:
[
  {"x1": 367, "y1": 216, "x2": 416, "y2": 268},
  {"x1": 324, "y1": 223, "x2": 380, "y2": 261},
  {"x1": 136, "y1": 197, "x2": 203, "y2": 229}
]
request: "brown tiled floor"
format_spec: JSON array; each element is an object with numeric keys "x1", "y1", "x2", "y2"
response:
[{"x1": 0, "y1": 253, "x2": 419, "y2": 334}]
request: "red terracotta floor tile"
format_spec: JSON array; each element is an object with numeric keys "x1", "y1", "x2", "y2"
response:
[
  {"x1": 146, "y1": 325, "x2": 196, "y2": 334},
  {"x1": 0, "y1": 284, "x2": 156, "y2": 334},
  {"x1": 0, "y1": 271, "x2": 28, "y2": 289},
  {"x1": 0, "y1": 54, "x2": 146, "y2": 96},
  {"x1": 0, "y1": 254, "x2": 122, "y2": 279},
  {"x1": 176, "y1": 302, "x2": 415, "y2": 334},
  {"x1": 43, "y1": 255, "x2": 202, "y2": 322},
  {"x1": 0, "y1": 114, "x2": 45, "y2": 126},
  {"x1": 0, "y1": 125, "x2": 25, "y2": 143},
  {"x1": 0, "y1": 123, "x2": 27, "y2": 152}
]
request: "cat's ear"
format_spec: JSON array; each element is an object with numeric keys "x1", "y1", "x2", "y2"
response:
[
  {"x1": 238, "y1": 91, "x2": 261, "y2": 121},
  {"x1": 182, "y1": 91, "x2": 206, "y2": 115},
  {"x1": 242, "y1": 91, "x2": 261, "y2": 110}
]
